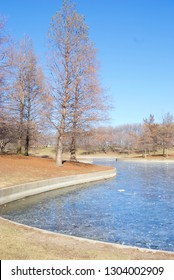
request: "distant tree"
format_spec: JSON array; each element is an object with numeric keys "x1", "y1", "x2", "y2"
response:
[
  {"x1": 78, "y1": 124, "x2": 142, "y2": 155},
  {"x1": 90, "y1": 127, "x2": 112, "y2": 153},
  {"x1": 159, "y1": 113, "x2": 174, "y2": 157},
  {"x1": 104, "y1": 124, "x2": 142, "y2": 154},
  {"x1": 140, "y1": 114, "x2": 159, "y2": 157},
  {"x1": 126, "y1": 124, "x2": 143, "y2": 152}
]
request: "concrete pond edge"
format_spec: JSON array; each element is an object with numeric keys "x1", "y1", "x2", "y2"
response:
[
  {"x1": 0, "y1": 168, "x2": 116, "y2": 205},
  {"x1": 1, "y1": 216, "x2": 174, "y2": 259}
]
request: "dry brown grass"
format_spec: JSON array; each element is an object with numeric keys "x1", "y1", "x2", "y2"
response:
[
  {"x1": 1, "y1": 218, "x2": 174, "y2": 260},
  {"x1": 0, "y1": 155, "x2": 112, "y2": 189}
]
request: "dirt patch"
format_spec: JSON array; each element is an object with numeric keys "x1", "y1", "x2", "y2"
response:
[{"x1": 0, "y1": 155, "x2": 112, "y2": 189}]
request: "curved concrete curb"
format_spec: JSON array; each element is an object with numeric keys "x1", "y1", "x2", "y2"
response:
[
  {"x1": 0, "y1": 168, "x2": 116, "y2": 205},
  {"x1": 1, "y1": 216, "x2": 174, "y2": 259}
]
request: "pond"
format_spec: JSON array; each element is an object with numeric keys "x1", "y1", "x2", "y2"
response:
[{"x1": 0, "y1": 160, "x2": 174, "y2": 252}]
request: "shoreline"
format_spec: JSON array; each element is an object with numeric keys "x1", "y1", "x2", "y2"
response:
[
  {"x1": 117, "y1": 158, "x2": 174, "y2": 163},
  {"x1": 0, "y1": 168, "x2": 116, "y2": 205},
  {"x1": 1, "y1": 217, "x2": 174, "y2": 260},
  {"x1": 81, "y1": 156, "x2": 174, "y2": 163}
]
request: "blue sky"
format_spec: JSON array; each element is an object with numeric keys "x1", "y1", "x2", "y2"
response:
[{"x1": 1, "y1": 0, "x2": 174, "y2": 126}]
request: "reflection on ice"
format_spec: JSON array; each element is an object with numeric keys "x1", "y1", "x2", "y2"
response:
[{"x1": 0, "y1": 161, "x2": 174, "y2": 252}]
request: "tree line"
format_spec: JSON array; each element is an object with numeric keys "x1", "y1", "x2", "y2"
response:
[
  {"x1": 0, "y1": 0, "x2": 106, "y2": 165},
  {"x1": 1, "y1": 0, "x2": 173, "y2": 162},
  {"x1": 81, "y1": 113, "x2": 174, "y2": 157}
]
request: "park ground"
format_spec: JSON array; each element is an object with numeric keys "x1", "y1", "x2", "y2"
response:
[
  {"x1": 0, "y1": 150, "x2": 174, "y2": 259},
  {"x1": 0, "y1": 153, "x2": 112, "y2": 188},
  {"x1": 1, "y1": 217, "x2": 174, "y2": 260}
]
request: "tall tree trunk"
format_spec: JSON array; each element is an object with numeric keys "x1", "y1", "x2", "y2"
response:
[
  {"x1": 17, "y1": 139, "x2": 22, "y2": 154},
  {"x1": 17, "y1": 98, "x2": 24, "y2": 154},
  {"x1": 163, "y1": 147, "x2": 165, "y2": 156},
  {"x1": 55, "y1": 34, "x2": 69, "y2": 166},
  {"x1": 56, "y1": 107, "x2": 66, "y2": 166},
  {"x1": 56, "y1": 134, "x2": 63, "y2": 166},
  {"x1": 70, "y1": 133, "x2": 77, "y2": 161},
  {"x1": 0, "y1": 141, "x2": 5, "y2": 153},
  {"x1": 70, "y1": 78, "x2": 78, "y2": 162},
  {"x1": 24, "y1": 86, "x2": 31, "y2": 156},
  {"x1": 24, "y1": 131, "x2": 29, "y2": 156},
  {"x1": 17, "y1": 124, "x2": 23, "y2": 154}
]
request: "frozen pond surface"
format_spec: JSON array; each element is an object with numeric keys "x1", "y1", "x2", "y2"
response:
[{"x1": 0, "y1": 160, "x2": 174, "y2": 252}]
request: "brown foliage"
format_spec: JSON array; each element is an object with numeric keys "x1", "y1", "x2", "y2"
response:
[{"x1": 48, "y1": 0, "x2": 107, "y2": 165}]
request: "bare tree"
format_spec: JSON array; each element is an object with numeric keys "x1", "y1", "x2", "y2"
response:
[
  {"x1": 159, "y1": 113, "x2": 174, "y2": 157},
  {"x1": 47, "y1": 0, "x2": 75, "y2": 165},
  {"x1": 47, "y1": 0, "x2": 107, "y2": 165},
  {"x1": 0, "y1": 117, "x2": 17, "y2": 153},
  {"x1": 8, "y1": 36, "x2": 45, "y2": 155},
  {"x1": 0, "y1": 16, "x2": 16, "y2": 151},
  {"x1": 68, "y1": 34, "x2": 105, "y2": 161},
  {"x1": 139, "y1": 114, "x2": 159, "y2": 157},
  {"x1": 23, "y1": 39, "x2": 45, "y2": 156},
  {"x1": 48, "y1": 1, "x2": 89, "y2": 164},
  {"x1": 75, "y1": 123, "x2": 141, "y2": 155},
  {"x1": 0, "y1": 16, "x2": 13, "y2": 114},
  {"x1": 10, "y1": 40, "x2": 26, "y2": 154},
  {"x1": 0, "y1": 17, "x2": 8, "y2": 101}
]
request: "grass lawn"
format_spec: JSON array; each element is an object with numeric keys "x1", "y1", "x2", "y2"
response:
[
  {"x1": 0, "y1": 154, "x2": 112, "y2": 188},
  {"x1": 1, "y1": 218, "x2": 174, "y2": 260}
]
